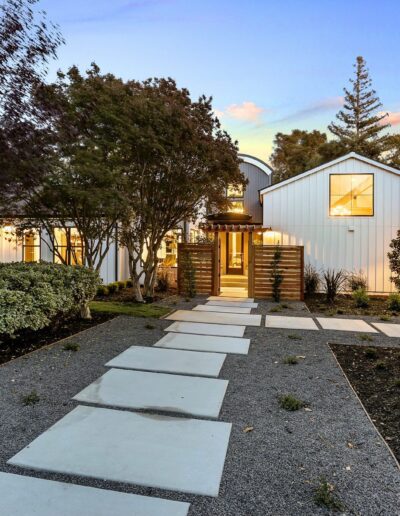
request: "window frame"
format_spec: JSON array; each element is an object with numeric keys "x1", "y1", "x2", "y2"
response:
[
  {"x1": 227, "y1": 184, "x2": 244, "y2": 199},
  {"x1": 53, "y1": 227, "x2": 84, "y2": 266},
  {"x1": 22, "y1": 229, "x2": 41, "y2": 263},
  {"x1": 329, "y1": 173, "x2": 374, "y2": 217}
]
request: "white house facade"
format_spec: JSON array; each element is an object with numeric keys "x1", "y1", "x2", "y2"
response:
[{"x1": 260, "y1": 153, "x2": 400, "y2": 293}]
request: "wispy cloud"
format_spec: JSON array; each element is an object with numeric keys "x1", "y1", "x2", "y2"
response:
[
  {"x1": 383, "y1": 111, "x2": 400, "y2": 126},
  {"x1": 273, "y1": 96, "x2": 344, "y2": 123},
  {"x1": 215, "y1": 101, "x2": 265, "y2": 123}
]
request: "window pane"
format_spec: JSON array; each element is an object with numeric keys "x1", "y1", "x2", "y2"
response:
[
  {"x1": 23, "y1": 230, "x2": 40, "y2": 262},
  {"x1": 227, "y1": 184, "x2": 244, "y2": 198},
  {"x1": 330, "y1": 174, "x2": 373, "y2": 216},
  {"x1": 54, "y1": 228, "x2": 68, "y2": 247},
  {"x1": 229, "y1": 200, "x2": 244, "y2": 213}
]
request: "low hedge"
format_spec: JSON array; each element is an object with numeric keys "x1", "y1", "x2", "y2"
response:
[{"x1": 0, "y1": 262, "x2": 100, "y2": 338}]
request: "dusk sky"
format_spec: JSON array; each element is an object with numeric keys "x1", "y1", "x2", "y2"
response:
[{"x1": 40, "y1": 0, "x2": 400, "y2": 162}]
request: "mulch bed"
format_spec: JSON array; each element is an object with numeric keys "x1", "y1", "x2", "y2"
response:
[
  {"x1": 330, "y1": 343, "x2": 400, "y2": 462},
  {"x1": 96, "y1": 286, "x2": 178, "y2": 304},
  {"x1": 306, "y1": 293, "x2": 398, "y2": 317},
  {"x1": 0, "y1": 312, "x2": 115, "y2": 366}
]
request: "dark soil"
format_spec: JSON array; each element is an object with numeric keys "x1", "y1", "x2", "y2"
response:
[
  {"x1": 306, "y1": 293, "x2": 399, "y2": 317},
  {"x1": 0, "y1": 312, "x2": 114, "y2": 366},
  {"x1": 96, "y1": 286, "x2": 177, "y2": 304},
  {"x1": 330, "y1": 343, "x2": 400, "y2": 462}
]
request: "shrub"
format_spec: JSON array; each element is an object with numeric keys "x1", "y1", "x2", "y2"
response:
[
  {"x1": 155, "y1": 272, "x2": 170, "y2": 293},
  {"x1": 388, "y1": 230, "x2": 400, "y2": 290},
  {"x1": 347, "y1": 270, "x2": 368, "y2": 291},
  {"x1": 117, "y1": 281, "x2": 127, "y2": 290},
  {"x1": 387, "y1": 293, "x2": 400, "y2": 312},
  {"x1": 322, "y1": 269, "x2": 347, "y2": 303},
  {"x1": 126, "y1": 279, "x2": 133, "y2": 288},
  {"x1": 107, "y1": 282, "x2": 119, "y2": 294},
  {"x1": 97, "y1": 285, "x2": 109, "y2": 296},
  {"x1": 0, "y1": 262, "x2": 99, "y2": 338},
  {"x1": 271, "y1": 247, "x2": 283, "y2": 302},
  {"x1": 278, "y1": 394, "x2": 305, "y2": 411},
  {"x1": 304, "y1": 264, "x2": 320, "y2": 296},
  {"x1": 352, "y1": 288, "x2": 370, "y2": 308}
]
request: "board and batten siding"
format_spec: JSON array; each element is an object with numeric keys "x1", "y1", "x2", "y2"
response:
[
  {"x1": 239, "y1": 160, "x2": 271, "y2": 223},
  {"x1": 262, "y1": 157, "x2": 400, "y2": 293}
]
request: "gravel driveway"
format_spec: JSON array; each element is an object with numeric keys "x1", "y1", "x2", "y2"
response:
[{"x1": 0, "y1": 298, "x2": 399, "y2": 515}]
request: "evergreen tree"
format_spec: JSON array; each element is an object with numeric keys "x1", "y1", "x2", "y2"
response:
[{"x1": 329, "y1": 56, "x2": 389, "y2": 159}]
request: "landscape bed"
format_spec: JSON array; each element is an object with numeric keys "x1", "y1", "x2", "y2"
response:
[
  {"x1": 306, "y1": 293, "x2": 400, "y2": 317},
  {"x1": 330, "y1": 343, "x2": 400, "y2": 462}
]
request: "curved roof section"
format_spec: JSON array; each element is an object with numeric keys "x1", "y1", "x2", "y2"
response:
[{"x1": 238, "y1": 153, "x2": 273, "y2": 176}]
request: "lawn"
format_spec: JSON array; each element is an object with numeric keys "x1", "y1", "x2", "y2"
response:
[{"x1": 89, "y1": 300, "x2": 171, "y2": 318}]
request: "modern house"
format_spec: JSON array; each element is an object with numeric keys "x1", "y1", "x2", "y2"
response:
[
  {"x1": 0, "y1": 151, "x2": 399, "y2": 295},
  {"x1": 260, "y1": 152, "x2": 400, "y2": 293}
]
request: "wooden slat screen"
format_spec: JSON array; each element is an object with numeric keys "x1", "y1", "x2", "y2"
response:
[
  {"x1": 177, "y1": 243, "x2": 215, "y2": 295},
  {"x1": 251, "y1": 245, "x2": 304, "y2": 300}
]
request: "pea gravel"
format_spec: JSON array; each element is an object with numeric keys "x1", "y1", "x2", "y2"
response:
[{"x1": 0, "y1": 297, "x2": 399, "y2": 515}]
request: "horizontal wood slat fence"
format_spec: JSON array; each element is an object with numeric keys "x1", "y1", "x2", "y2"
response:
[
  {"x1": 249, "y1": 245, "x2": 304, "y2": 300},
  {"x1": 177, "y1": 243, "x2": 217, "y2": 296}
]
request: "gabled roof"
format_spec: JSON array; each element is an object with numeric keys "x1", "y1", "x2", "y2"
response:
[
  {"x1": 239, "y1": 153, "x2": 273, "y2": 176},
  {"x1": 259, "y1": 152, "x2": 400, "y2": 196}
]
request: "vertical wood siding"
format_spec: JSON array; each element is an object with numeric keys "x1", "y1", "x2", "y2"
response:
[
  {"x1": 263, "y1": 158, "x2": 400, "y2": 293},
  {"x1": 240, "y1": 162, "x2": 270, "y2": 223}
]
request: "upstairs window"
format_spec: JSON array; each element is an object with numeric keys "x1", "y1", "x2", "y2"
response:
[
  {"x1": 330, "y1": 174, "x2": 374, "y2": 216},
  {"x1": 54, "y1": 228, "x2": 84, "y2": 265},
  {"x1": 227, "y1": 184, "x2": 244, "y2": 198},
  {"x1": 229, "y1": 200, "x2": 244, "y2": 213},
  {"x1": 23, "y1": 230, "x2": 40, "y2": 262}
]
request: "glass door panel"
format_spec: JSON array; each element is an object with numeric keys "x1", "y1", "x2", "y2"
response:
[{"x1": 226, "y1": 232, "x2": 244, "y2": 274}]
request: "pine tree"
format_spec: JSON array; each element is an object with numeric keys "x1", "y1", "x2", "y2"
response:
[{"x1": 329, "y1": 56, "x2": 389, "y2": 159}]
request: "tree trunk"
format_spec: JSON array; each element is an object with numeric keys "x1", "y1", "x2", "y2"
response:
[{"x1": 80, "y1": 301, "x2": 92, "y2": 319}]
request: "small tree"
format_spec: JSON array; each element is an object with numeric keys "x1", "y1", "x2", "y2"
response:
[
  {"x1": 119, "y1": 78, "x2": 244, "y2": 301},
  {"x1": 329, "y1": 56, "x2": 389, "y2": 159},
  {"x1": 388, "y1": 230, "x2": 400, "y2": 290},
  {"x1": 271, "y1": 247, "x2": 283, "y2": 302}
]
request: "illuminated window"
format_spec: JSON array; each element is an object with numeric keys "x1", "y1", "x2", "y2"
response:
[
  {"x1": 229, "y1": 200, "x2": 244, "y2": 213},
  {"x1": 23, "y1": 230, "x2": 40, "y2": 262},
  {"x1": 54, "y1": 228, "x2": 84, "y2": 265},
  {"x1": 227, "y1": 184, "x2": 244, "y2": 198},
  {"x1": 158, "y1": 229, "x2": 182, "y2": 267},
  {"x1": 330, "y1": 174, "x2": 374, "y2": 216}
]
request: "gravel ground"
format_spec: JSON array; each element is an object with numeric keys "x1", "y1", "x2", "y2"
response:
[{"x1": 0, "y1": 297, "x2": 399, "y2": 515}]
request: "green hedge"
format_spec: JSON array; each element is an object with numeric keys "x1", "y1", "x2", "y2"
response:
[{"x1": 0, "y1": 262, "x2": 100, "y2": 338}]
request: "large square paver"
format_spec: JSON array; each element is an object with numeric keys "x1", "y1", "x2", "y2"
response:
[
  {"x1": 165, "y1": 321, "x2": 246, "y2": 337},
  {"x1": 155, "y1": 332, "x2": 250, "y2": 354},
  {"x1": 9, "y1": 405, "x2": 232, "y2": 497},
  {"x1": 166, "y1": 310, "x2": 261, "y2": 327},
  {"x1": 193, "y1": 305, "x2": 251, "y2": 314},
  {"x1": 208, "y1": 296, "x2": 254, "y2": 302},
  {"x1": 265, "y1": 316, "x2": 319, "y2": 330},
  {"x1": 0, "y1": 472, "x2": 189, "y2": 516},
  {"x1": 73, "y1": 368, "x2": 228, "y2": 418},
  {"x1": 106, "y1": 345, "x2": 226, "y2": 377},
  {"x1": 371, "y1": 322, "x2": 400, "y2": 337},
  {"x1": 317, "y1": 317, "x2": 378, "y2": 332},
  {"x1": 207, "y1": 300, "x2": 258, "y2": 308}
]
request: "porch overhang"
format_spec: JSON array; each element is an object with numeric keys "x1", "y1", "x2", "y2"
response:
[{"x1": 200, "y1": 222, "x2": 264, "y2": 232}]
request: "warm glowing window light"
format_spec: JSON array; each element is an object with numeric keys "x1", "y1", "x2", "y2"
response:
[
  {"x1": 330, "y1": 174, "x2": 373, "y2": 216},
  {"x1": 227, "y1": 184, "x2": 244, "y2": 198},
  {"x1": 229, "y1": 200, "x2": 244, "y2": 213}
]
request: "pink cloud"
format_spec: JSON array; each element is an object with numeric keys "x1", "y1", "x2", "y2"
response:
[
  {"x1": 225, "y1": 101, "x2": 264, "y2": 123},
  {"x1": 384, "y1": 111, "x2": 400, "y2": 126}
]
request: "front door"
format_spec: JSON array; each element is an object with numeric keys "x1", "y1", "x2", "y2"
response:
[{"x1": 226, "y1": 232, "x2": 244, "y2": 274}]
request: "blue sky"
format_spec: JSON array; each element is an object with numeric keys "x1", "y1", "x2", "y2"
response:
[{"x1": 40, "y1": 0, "x2": 400, "y2": 162}]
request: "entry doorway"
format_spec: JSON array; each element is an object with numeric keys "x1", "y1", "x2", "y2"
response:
[{"x1": 226, "y1": 232, "x2": 244, "y2": 275}]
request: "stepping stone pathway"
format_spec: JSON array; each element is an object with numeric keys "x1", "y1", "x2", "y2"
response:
[
  {"x1": 9, "y1": 405, "x2": 232, "y2": 497},
  {"x1": 73, "y1": 368, "x2": 228, "y2": 418},
  {"x1": 165, "y1": 320, "x2": 246, "y2": 337},
  {"x1": 106, "y1": 345, "x2": 226, "y2": 377},
  {"x1": 207, "y1": 300, "x2": 258, "y2": 308},
  {"x1": 371, "y1": 322, "x2": 400, "y2": 337},
  {"x1": 193, "y1": 304, "x2": 252, "y2": 314},
  {"x1": 265, "y1": 315, "x2": 319, "y2": 330},
  {"x1": 0, "y1": 472, "x2": 189, "y2": 516},
  {"x1": 317, "y1": 317, "x2": 378, "y2": 333},
  {"x1": 208, "y1": 296, "x2": 254, "y2": 302},
  {"x1": 166, "y1": 309, "x2": 261, "y2": 327},
  {"x1": 155, "y1": 332, "x2": 250, "y2": 355}
]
